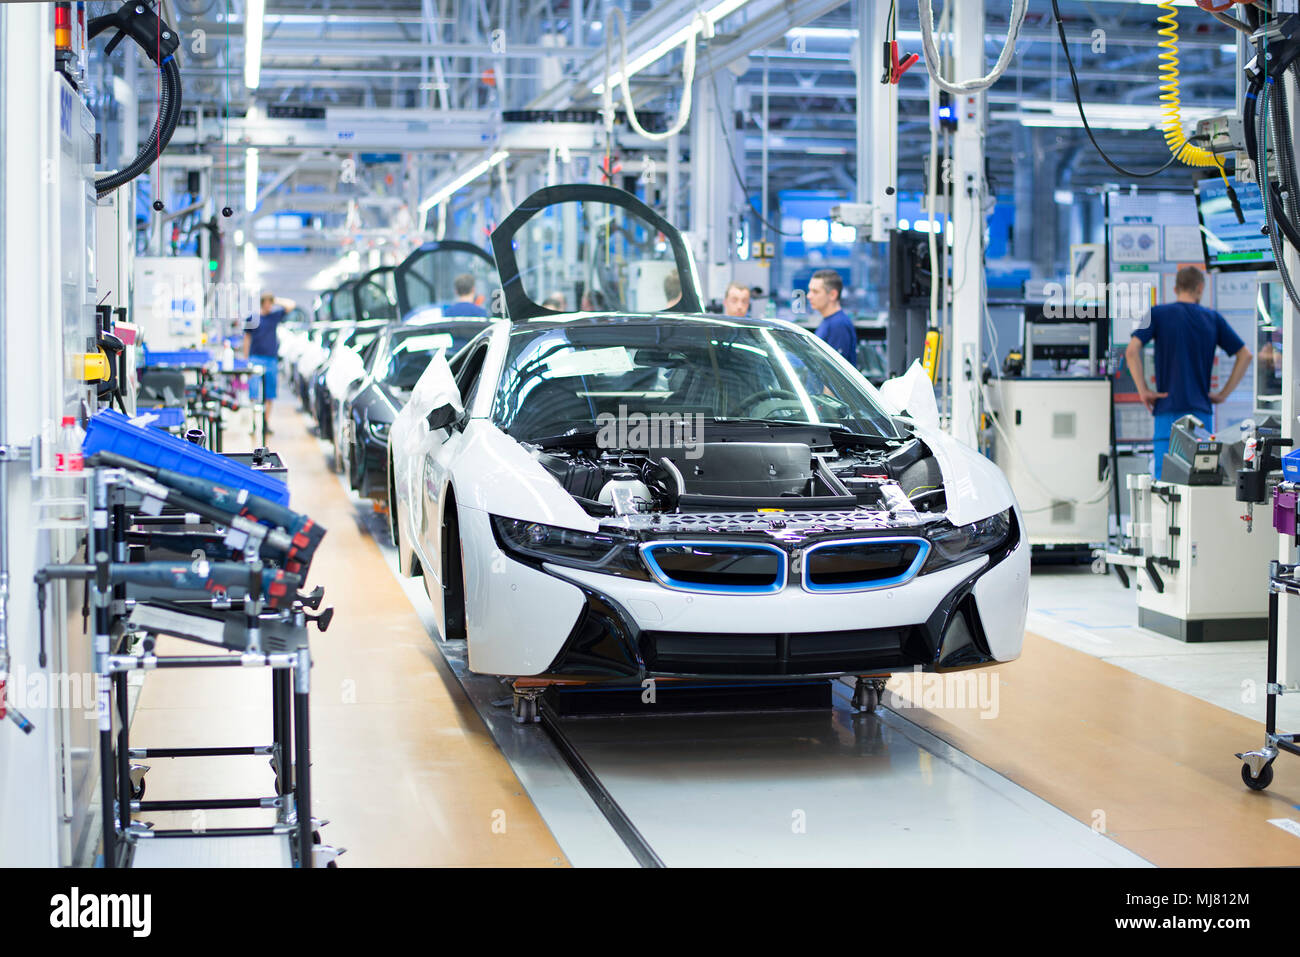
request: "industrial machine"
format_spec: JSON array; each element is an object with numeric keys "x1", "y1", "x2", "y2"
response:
[
  {"x1": 1109, "y1": 417, "x2": 1274, "y2": 642},
  {"x1": 988, "y1": 305, "x2": 1111, "y2": 556},
  {"x1": 133, "y1": 256, "x2": 206, "y2": 352}
]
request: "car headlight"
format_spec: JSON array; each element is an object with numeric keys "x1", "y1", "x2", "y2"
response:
[
  {"x1": 922, "y1": 508, "x2": 1016, "y2": 573},
  {"x1": 491, "y1": 516, "x2": 649, "y2": 580},
  {"x1": 367, "y1": 420, "x2": 391, "y2": 440}
]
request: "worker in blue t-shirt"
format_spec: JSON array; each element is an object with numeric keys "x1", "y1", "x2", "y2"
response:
[
  {"x1": 808, "y1": 269, "x2": 857, "y2": 366},
  {"x1": 1124, "y1": 266, "x2": 1252, "y2": 480},
  {"x1": 244, "y1": 291, "x2": 294, "y2": 435},
  {"x1": 440, "y1": 273, "x2": 488, "y2": 317}
]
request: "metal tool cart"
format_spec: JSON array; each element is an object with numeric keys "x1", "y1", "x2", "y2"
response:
[
  {"x1": 35, "y1": 412, "x2": 337, "y2": 866},
  {"x1": 1237, "y1": 446, "x2": 1300, "y2": 790},
  {"x1": 138, "y1": 350, "x2": 267, "y2": 452},
  {"x1": 1238, "y1": 559, "x2": 1300, "y2": 790}
]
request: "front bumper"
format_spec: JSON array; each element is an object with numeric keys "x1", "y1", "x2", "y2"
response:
[{"x1": 458, "y1": 506, "x2": 1027, "y2": 681}]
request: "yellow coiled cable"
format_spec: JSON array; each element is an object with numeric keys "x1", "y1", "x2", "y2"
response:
[{"x1": 1157, "y1": 1, "x2": 1232, "y2": 189}]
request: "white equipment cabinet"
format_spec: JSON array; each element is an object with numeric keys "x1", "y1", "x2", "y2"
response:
[
  {"x1": 1131, "y1": 479, "x2": 1275, "y2": 642},
  {"x1": 990, "y1": 377, "x2": 1111, "y2": 547},
  {"x1": 133, "y1": 256, "x2": 205, "y2": 351}
]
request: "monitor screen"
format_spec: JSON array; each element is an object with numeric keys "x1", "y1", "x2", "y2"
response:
[{"x1": 1197, "y1": 176, "x2": 1273, "y2": 271}]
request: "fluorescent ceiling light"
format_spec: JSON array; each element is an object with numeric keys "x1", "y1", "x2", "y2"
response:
[
  {"x1": 417, "y1": 151, "x2": 509, "y2": 219},
  {"x1": 996, "y1": 113, "x2": 1161, "y2": 130},
  {"x1": 993, "y1": 99, "x2": 1220, "y2": 131},
  {"x1": 593, "y1": 0, "x2": 753, "y2": 94},
  {"x1": 1018, "y1": 99, "x2": 1218, "y2": 123},
  {"x1": 245, "y1": 147, "x2": 259, "y2": 212},
  {"x1": 245, "y1": 0, "x2": 265, "y2": 91},
  {"x1": 787, "y1": 27, "x2": 858, "y2": 40}
]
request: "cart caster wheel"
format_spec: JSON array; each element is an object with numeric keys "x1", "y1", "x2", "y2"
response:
[
  {"x1": 1242, "y1": 762, "x2": 1274, "y2": 791},
  {"x1": 850, "y1": 688, "x2": 878, "y2": 714},
  {"x1": 130, "y1": 779, "x2": 146, "y2": 801},
  {"x1": 512, "y1": 692, "x2": 540, "y2": 724},
  {"x1": 312, "y1": 830, "x2": 322, "y2": 845},
  {"x1": 851, "y1": 678, "x2": 881, "y2": 714}
]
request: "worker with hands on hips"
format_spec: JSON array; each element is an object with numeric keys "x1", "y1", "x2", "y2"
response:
[
  {"x1": 244, "y1": 292, "x2": 296, "y2": 436},
  {"x1": 1124, "y1": 265, "x2": 1252, "y2": 479}
]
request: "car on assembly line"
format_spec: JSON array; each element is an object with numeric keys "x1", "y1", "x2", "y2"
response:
[
  {"x1": 341, "y1": 318, "x2": 492, "y2": 499},
  {"x1": 313, "y1": 267, "x2": 399, "y2": 454},
  {"x1": 387, "y1": 184, "x2": 1028, "y2": 723}
]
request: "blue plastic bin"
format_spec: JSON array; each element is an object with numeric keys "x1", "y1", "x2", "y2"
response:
[
  {"x1": 141, "y1": 348, "x2": 211, "y2": 368},
  {"x1": 135, "y1": 407, "x2": 186, "y2": 431},
  {"x1": 1284, "y1": 448, "x2": 1300, "y2": 483},
  {"x1": 83, "y1": 409, "x2": 290, "y2": 506}
]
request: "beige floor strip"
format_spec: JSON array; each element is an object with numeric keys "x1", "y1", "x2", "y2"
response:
[
  {"x1": 129, "y1": 416, "x2": 568, "y2": 867},
  {"x1": 885, "y1": 632, "x2": 1300, "y2": 866}
]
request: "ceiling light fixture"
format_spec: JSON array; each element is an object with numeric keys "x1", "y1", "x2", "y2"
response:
[
  {"x1": 417, "y1": 150, "x2": 510, "y2": 222},
  {"x1": 245, "y1": 0, "x2": 265, "y2": 91}
]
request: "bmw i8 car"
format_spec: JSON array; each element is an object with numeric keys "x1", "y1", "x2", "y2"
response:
[
  {"x1": 341, "y1": 317, "x2": 491, "y2": 499},
  {"x1": 388, "y1": 185, "x2": 1028, "y2": 721}
]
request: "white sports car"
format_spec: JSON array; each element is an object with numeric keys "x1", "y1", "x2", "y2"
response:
[{"x1": 388, "y1": 185, "x2": 1027, "y2": 721}]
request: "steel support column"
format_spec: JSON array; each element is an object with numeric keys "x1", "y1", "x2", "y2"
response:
[
  {"x1": 1279, "y1": 71, "x2": 1300, "y2": 688},
  {"x1": 857, "y1": 0, "x2": 897, "y2": 239},
  {"x1": 947, "y1": 0, "x2": 986, "y2": 449},
  {"x1": 689, "y1": 66, "x2": 740, "y2": 303}
]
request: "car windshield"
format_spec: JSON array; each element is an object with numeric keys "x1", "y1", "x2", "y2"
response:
[
  {"x1": 491, "y1": 319, "x2": 901, "y2": 442},
  {"x1": 345, "y1": 324, "x2": 385, "y2": 355},
  {"x1": 381, "y1": 323, "x2": 491, "y2": 390}
]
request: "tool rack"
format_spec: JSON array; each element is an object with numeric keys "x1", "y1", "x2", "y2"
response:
[
  {"x1": 1238, "y1": 480, "x2": 1300, "y2": 791},
  {"x1": 36, "y1": 440, "x2": 336, "y2": 867}
]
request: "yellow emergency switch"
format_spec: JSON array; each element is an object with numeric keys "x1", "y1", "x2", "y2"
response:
[
  {"x1": 922, "y1": 329, "x2": 942, "y2": 383},
  {"x1": 77, "y1": 351, "x2": 111, "y2": 382}
]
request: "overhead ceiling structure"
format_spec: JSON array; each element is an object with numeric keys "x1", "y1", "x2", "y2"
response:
[{"x1": 102, "y1": 0, "x2": 1240, "y2": 269}]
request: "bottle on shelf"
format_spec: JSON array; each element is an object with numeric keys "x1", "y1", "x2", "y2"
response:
[{"x1": 54, "y1": 415, "x2": 84, "y2": 473}]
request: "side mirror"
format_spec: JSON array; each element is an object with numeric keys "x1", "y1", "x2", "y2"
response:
[{"x1": 427, "y1": 402, "x2": 459, "y2": 431}]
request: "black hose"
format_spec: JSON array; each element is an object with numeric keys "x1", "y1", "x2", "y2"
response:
[{"x1": 89, "y1": 3, "x2": 183, "y2": 198}]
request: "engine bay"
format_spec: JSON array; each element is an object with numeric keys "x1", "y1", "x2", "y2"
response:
[{"x1": 525, "y1": 428, "x2": 948, "y2": 525}]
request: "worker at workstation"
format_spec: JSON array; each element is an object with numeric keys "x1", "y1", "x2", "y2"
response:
[
  {"x1": 441, "y1": 273, "x2": 487, "y2": 317},
  {"x1": 807, "y1": 269, "x2": 856, "y2": 366},
  {"x1": 1125, "y1": 265, "x2": 1252, "y2": 480},
  {"x1": 243, "y1": 291, "x2": 295, "y2": 435},
  {"x1": 723, "y1": 281, "x2": 751, "y2": 318}
]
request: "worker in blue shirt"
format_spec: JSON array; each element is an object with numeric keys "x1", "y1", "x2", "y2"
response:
[
  {"x1": 244, "y1": 291, "x2": 294, "y2": 435},
  {"x1": 440, "y1": 273, "x2": 488, "y2": 317},
  {"x1": 808, "y1": 269, "x2": 857, "y2": 366},
  {"x1": 1124, "y1": 266, "x2": 1252, "y2": 480}
]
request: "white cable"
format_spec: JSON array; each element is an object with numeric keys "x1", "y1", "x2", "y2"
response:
[
  {"x1": 602, "y1": 6, "x2": 697, "y2": 143},
  {"x1": 918, "y1": 0, "x2": 1028, "y2": 95}
]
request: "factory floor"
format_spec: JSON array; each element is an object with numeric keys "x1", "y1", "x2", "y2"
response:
[{"x1": 119, "y1": 408, "x2": 1300, "y2": 867}]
